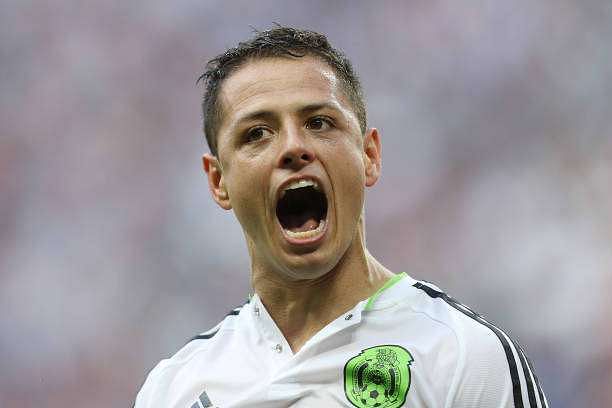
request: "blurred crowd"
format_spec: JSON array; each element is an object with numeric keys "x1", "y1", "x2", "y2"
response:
[{"x1": 1, "y1": 1, "x2": 610, "y2": 407}]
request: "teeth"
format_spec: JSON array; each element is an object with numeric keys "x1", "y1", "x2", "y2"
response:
[
  {"x1": 285, "y1": 220, "x2": 326, "y2": 239},
  {"x1": 280, "y1": 179, "x2": 319, "y2": 199},
  {"x1": 286, "y1": 179, "x2": 318, "y2": 191}
]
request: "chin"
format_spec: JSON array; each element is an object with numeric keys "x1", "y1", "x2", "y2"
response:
[{"x1": 276, "y1": 246, "x2": 345, "y2": 281}]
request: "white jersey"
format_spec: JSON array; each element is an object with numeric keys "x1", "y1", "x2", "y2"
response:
[{"x1": 135, "y1": 273, "x2": 547, "y2": 408}]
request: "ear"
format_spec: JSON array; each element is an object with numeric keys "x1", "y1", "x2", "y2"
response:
[
  {"x1": 363, "y1": 128, "x2": 382, "y2": 187},
  {"x1": 202, "y1": 153, "x2": 232, "y2": 210}
]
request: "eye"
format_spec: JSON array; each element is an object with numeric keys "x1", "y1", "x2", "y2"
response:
[
  {"x1": 306, "y1": 116, "x2": 333, "y2": 131},
  {"x1": 244, "y1": 127, "x2": 272, "y2": 143}
]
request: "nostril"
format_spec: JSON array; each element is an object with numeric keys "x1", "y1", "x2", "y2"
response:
[{"x1": 280, "y1": 151, "x2": 313, "y2": 168}]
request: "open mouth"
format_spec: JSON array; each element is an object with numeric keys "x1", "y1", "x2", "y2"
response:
[{"x1": 276, "y1": 180, "x2": 328, "y2": 241}]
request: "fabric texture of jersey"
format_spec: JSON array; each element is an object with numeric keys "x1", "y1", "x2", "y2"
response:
[{"x1": 134, "y1": 273, "x2": 547, "y2": 408}]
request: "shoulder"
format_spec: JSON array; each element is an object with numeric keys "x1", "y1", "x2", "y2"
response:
[
  {"x1": 405, "y1": 278, "x2": 548, "y2": 408},
  {"x1": 133, "y1": 304, "x2": 246, "y2": 408}
]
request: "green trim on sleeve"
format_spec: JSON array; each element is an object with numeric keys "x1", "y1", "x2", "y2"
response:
[{"x1": 364, "y1": 272, "x2": 407, "y2": 311}]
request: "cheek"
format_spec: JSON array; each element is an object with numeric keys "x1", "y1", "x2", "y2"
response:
[
  {"x1": 331, "y1": 145, "x2": 366, "y2": 208},
  {"x1": 225, "y1": 166, "x2": 270, "y2": 226},
  {"x1": 229, "y1": 178, "x2": 263, "y2": 212},
  {"x1": 338, "y1": 140, "x2": 366, "y2": 181},
  {"x1": 229, "y1": 186, "x2": 267, "y2": 243}
]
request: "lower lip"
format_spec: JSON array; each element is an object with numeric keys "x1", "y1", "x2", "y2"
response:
[{"x1": 277, "y1": 217, "x2": 329, "y2": 247}]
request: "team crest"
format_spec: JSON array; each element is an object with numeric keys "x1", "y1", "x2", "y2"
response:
[{"x1": 344, "y1": 345, "x2": 413, "y2": 408}]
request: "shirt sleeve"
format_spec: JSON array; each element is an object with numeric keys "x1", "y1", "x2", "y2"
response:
[
  {"x1": 447, "y1": 319, "x2": 548, "y2": 408},
  {"x1": 133, "y1": 360, "x2": 167, "y2": 408}
]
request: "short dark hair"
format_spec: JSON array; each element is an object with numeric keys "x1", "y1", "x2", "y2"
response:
[{"x1": 197, "y1": 25, "x2": 367, "y2": 156}]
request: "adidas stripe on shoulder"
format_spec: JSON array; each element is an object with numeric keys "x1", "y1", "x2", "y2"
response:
[
  {"x1": 190, "y1": 305, "x2": 244, "y2": 342},
  {"x1": 413, "y1": 281, "x2": 548, "y2": 408}
]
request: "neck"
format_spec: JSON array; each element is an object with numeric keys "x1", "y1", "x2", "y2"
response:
[{"x1": 250, "y1": 228, "x2": 394, "y2": 352}]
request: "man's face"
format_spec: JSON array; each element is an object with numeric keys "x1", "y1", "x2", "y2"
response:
[{"x1": 203, "y1": 56, "x2": 381, "y2": 280}]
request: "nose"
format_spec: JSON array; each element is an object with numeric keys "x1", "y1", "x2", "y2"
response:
[{"x1": 277, "y1": 127, "x2": 315, "y2": 170}]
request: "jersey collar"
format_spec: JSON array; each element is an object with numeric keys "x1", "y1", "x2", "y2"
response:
[
  {"x1": 246, "y1": 273, "x2": 412, "y2": 356},
  {"x1": 248, "y1": 293, "x2": 367, "y2": 357}
]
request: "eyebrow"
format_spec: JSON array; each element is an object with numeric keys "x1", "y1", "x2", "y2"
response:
[
  {"x1": 231, "y1": 102, "x2": 342, "y2": 127},
  {"x1": 298, "y1": 102, "x2": 340, "y2": 115}
]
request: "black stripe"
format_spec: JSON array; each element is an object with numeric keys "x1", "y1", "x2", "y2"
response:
[
  {"x1": 523, "y1": 348, "x2": 548, "y2": 407},
  {"x1": 189, "y1": 306, "x2": 244, "y2": 342},
  {"x1": 191, "y1": 330, "x2": 219, "y2": 341},
  {"x1": 413, "y1": 282, "x2": 528, "y2": 407},
  {"x1": 515, "y1": 344, "x2": 538, "y2": 407}
]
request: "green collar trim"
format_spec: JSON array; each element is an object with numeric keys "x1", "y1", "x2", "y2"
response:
[{"x1": 364, "y1": 272, "x2": 407, "y2": 311}]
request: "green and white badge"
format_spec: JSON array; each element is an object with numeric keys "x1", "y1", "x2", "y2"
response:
[{"x1": 344, "y1": 345, "x2": 413, "y2": 408}]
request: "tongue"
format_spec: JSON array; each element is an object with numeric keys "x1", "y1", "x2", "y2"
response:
[{"x1": 284, "y1": 210, "x2": 320, "y2": 233}]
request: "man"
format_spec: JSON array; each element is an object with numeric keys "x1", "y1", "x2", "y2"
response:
[{"x1": 135, "y1": 26, "x2": 547, "y2": 408}]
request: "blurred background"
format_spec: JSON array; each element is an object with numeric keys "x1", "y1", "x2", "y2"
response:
[{"x1": 1, "y1": 0, "x2": 610, "y2": 406}]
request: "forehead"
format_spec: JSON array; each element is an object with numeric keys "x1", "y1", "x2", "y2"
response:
[{"x1": 217, "y1": 56, "x2": 349, "y2": 127}]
